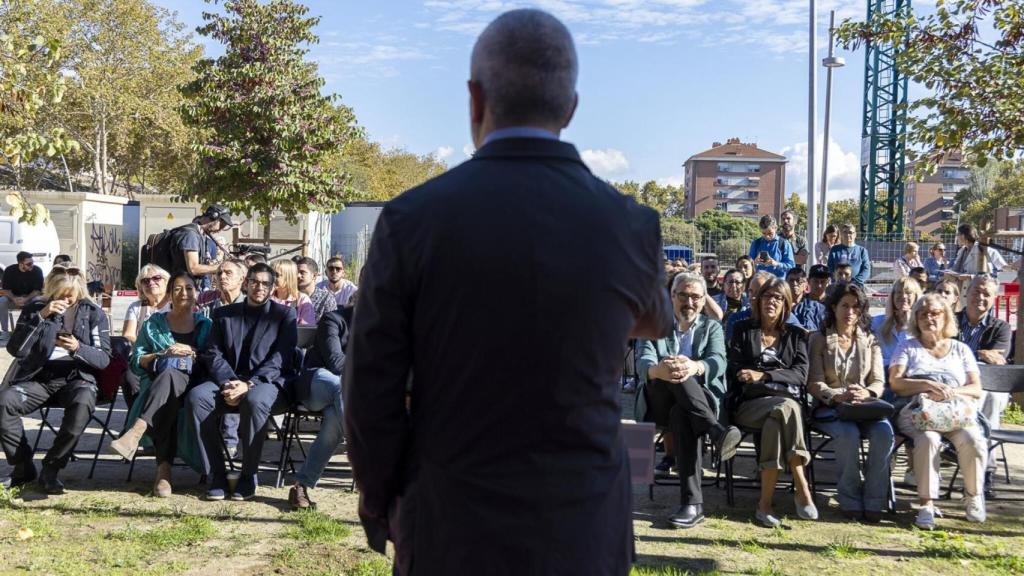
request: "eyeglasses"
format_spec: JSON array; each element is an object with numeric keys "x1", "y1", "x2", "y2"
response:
[
  {"x1": 726, "y1": 280, "x2": 745, "y2": 285},
  {"x1": 140, "y1": 276, "x2": 165, "y2": 285},
  {"x1": 917, "y1": 309, "x2": 944, "y2": 318},
  {"x1": 672, "y1": 292, "x2": 703, "y2": 301},
  {"x1": 248, "y1": 279, "x2": 273, "y2": 288},
  {"x1": 52, "y1": 266, "x2": 81, "y2": 276},
  {"x1": 763, "y1": 294, "x2": 785, "y2": 304},
  {"x1": 21, "y1": 261, "x2": 34, "y2": 267}
]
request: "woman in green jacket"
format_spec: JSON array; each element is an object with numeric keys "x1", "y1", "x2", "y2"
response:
[{"x1": 109, "y1": 272, "x2": 211, "y2": 496}]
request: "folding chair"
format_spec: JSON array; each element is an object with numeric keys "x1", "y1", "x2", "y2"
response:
[{"x1": 31, "y1": 381, "x2": 120, "y2": 480}]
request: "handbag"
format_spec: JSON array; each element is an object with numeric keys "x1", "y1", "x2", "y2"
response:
[
  {"x1": 153, "y1": 354, "x2": 194, "y2": 375},
  {"x1": 909, "y1": 394, "x2": 977, "y2": 432},
  {"x1": 836, "y1": 399, "x2": 894, "y2": 422}
]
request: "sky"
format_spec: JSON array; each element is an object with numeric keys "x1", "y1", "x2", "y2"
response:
[{"x1": 153, "y1": 0, "x2": 899, "y2": 203}]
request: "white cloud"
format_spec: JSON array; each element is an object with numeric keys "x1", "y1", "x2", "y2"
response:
[
  {"x1": 463, "y1": 143, "x2": 476, "y2": 157},
  {"x1": 581, "y1": 148, "x2": 630, "y2": 177},
  {"x1": 657, "y1": 174, "x2": 685, "y2": 187},
  {"x1": 433, "y1": 145, "x2": 454, "y2": 161},
  {"x1": 781, "y1": 138, "x2": 861, "y2": 203}
]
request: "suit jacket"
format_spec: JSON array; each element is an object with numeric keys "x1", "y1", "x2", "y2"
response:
[
  {"x1": 294, "y1": 309, "x2": 348, "y2": 402},
  {"x1": 201, "y1": 300, "x2": 297, "y2": 393},
  {"x1": 343, "y1": 137, "x2": 672, "y2": 576},
  {"x1": 726, "y1": 318, "x2": 809, "y2": 408},
  {"x1": 6, "y1": 298, "x2": 111, "y2": 384},
  {"x1": 807, "y1": 328, "x2": 885, "y2": 404},
  {"x1": 635, "y1": 314, "x2": 728, "y2": 419}
]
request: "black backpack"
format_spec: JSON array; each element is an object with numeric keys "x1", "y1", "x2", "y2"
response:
[{"x1": 139, "y1": 226, "x2": 189, "y2": 272}]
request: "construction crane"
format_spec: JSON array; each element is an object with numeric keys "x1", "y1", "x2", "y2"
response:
[{"x1": 858, "y1": 0, "x2": 910, "y2": 238}]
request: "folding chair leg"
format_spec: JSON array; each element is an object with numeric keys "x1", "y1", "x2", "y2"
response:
[
  {"x1": 32, "y1": 406, "x2": 51, "y2": 453},
  {"x1": 1001, "y1": 443, "x2": 1010, "y2": 484},
  {"x1": 726, "y1": 459, "x2": 735, "y2": 507},
  {"x1": 127, "y1": 452, "x2": 137, "y2": 482},
  {"x1": 945, "y1": 464, "x2": 960, "y2": 500},
  {"x1": 648, "y1": 484, "x2": 653, "y2": 501},
  {"x1": 88, "y1": 399, "x2": 117, "y2": 479},
  {"x1": 275, "y1": 413, "x2": 294, "y2": 489}
]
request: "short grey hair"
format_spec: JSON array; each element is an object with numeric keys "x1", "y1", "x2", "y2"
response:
[
  {"x1": 759, "y1": 215, "x2": 777, "y2": 229},
  {"x1": 967, "y1": 274, "x2": 998, "y2": 294},
  {"x1": 671, "y1": 272, "x2": 706, "y2": 295},
  {"x1": 470, "y1": 9, "x2": 578, "y2": 127}
]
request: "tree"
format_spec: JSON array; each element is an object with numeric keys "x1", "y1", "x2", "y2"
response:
[
  {"x1": 837, "y1": 1, "x2": 1024, "y2": 176},
  {"x1": 716, "y1": 238, "x2": 751, "y2": 267},
  {"x1": 959, "y1": 160, "x2": 1024, "y2": 233},
  {"x1": 611, "y1": 179, "x2": 685, "y2": 216},
  {"x1": 181, "y1": 0, "x2": 358, "y2": 224},
  {"x1": 0, "y1": 0, "x2": 78, "y2": 222},
  {"x1": 783, "y1": 193, "x2": 807, "y2": 219},
  {"x1": 692, "y1": 209, "x2": 760, "y2": 254},
  {"x1": 826, "y1": 199, "x2": 859, "y2": 228},
  {"x1": 340, "y1": 136, "x2": 447, "y2": 202},
  {"x1": 659, "y1": 216, "x2": 699, "y2": 247}
]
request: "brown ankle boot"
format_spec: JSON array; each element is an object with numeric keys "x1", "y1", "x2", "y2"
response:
[
  {"x1": 153, "y1": 462, "x2": 172, "y2": 498},
  {"x1": 109, "y1": 419, "x2": 147, "y2": 461}
]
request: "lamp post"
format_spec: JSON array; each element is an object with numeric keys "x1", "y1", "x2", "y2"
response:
[
  {"x1": 819, "y1": 10, "x2": 846, "y2": 233},
  {"x1": 807, "y1": 0, "x2": 818, "y2": 265}
]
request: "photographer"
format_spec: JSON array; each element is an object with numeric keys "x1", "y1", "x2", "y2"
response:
[
  {"x1": 748, "y1": 215, "x2": 794, "y2": 278},
  {"x1": 169, "y1": 205, "x2": 237, "y2": 280}
]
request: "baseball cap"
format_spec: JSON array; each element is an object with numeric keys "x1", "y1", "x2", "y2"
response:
[{"x1": 808, "y1": 264, "x2": 830, "y2": 279}]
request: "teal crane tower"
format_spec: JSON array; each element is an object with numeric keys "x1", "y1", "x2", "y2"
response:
[{"x1": 859, "y1": 0, "x2": 910, "y2": 237}]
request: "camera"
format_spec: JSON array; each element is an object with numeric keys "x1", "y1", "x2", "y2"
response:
[{"x1": 231, "y1": 243, "x2": 272, "y2": 257}]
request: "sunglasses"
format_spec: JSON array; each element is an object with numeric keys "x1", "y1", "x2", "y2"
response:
[
  {"x1": 140, "y1": 275, "x2": 165, "y2": 285},
  {"x1": 52, "y1": 266, "x2": 81, "y2": 276}
]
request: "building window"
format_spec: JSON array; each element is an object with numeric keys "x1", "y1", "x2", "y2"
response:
[
  {"x1": 717, "y1": 162, "x2": 761, "y2": 174},
  {"x1": 715, "y1": 189, "x2": 759, "y2": 200},
  {"x1": 941, "y1": 168, "x2": 971, "y2": 180}
]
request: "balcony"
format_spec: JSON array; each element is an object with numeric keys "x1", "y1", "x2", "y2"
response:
[
  {"x1": 714, "y1": 189, "x2": 758, "y2": 200},
  {"x1": 715, "y1": 176, "x2": 760, "y2": 187},
  {"x1": 717, "y1": 162, "x2": 761, "y2": 174}
]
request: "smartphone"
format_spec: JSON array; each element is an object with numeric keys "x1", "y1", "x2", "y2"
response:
[
  {"x1": 758, "y1": 250, "x2": 769, "y2": 262},
  {"x1": 56, "y1": 330, "x2": 72, "y2": 339}
]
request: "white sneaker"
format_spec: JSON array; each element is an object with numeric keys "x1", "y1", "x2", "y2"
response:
[
  {"x1": 915, "y1": 505, "x2": 936, "y2": 530},
  {"x1": 965, "y1": 495, "x2": 986, "y2": 523}
]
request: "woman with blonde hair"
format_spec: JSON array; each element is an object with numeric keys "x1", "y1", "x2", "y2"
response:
[
  {"x1": 871, "y1": 277, "x2": 924, "y2": 370},
  {"x1": 931, "y1": 278, "x2": 961, "y2": 313},
  {"x1": 122, "y1": 264, "x2": 171, "y2": 345},
  {"x1": 271, "y1": 259, "x2": 315, "y2": 325},
  {"x1": 892, "y1": 294, "x2": 986, "y2": 529},
  {"x1": 895, "y1": 242, "x2": 923, "y2": 278},
  {"x1": 0, "y1": 265, "x2": 111, "y2": 493}
]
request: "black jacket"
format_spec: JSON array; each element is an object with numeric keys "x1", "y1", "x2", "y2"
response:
[
  {"x1": 6, "y1": 298, "x2": 111, "y2": 384},
  {"x1": 956, "y1": 309, "x2": 1012, "y2": 363},
  {"x1": 201, "y1": 300, "x2": 297, "y2": 392},
  {"x1": 343, "y1": 137, "x2": 672, "y2": 576},
  {"x1": 726, "y1": 318, "x2": 809, "y2": 408},
  {"x1": 293, "y1": 310, "x2": 348, "y2": 402}
]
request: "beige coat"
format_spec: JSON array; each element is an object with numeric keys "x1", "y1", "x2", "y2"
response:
[{"x1": 807, "y1": 328, "x2": 885, "y2": 404}]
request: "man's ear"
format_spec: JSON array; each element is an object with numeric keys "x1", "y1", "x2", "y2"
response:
[
  {"x1": 561, "y1": 92, "x2": 579, "y2": 129},
  {"x1": 468, "y1": 80, "x2": 485, "y2": 124}
]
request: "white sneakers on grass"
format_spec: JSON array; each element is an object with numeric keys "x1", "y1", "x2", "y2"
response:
[
  {"x1": 965, "y1": 495, "x2": 986, "y2": 523},
  {"x1": 915, "y1": 497, "x2": 984, "y2": 530},
  {"x1": 915, "y1": 506, "x2": 936, "y2": 530}
]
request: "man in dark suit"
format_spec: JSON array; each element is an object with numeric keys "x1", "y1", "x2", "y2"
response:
[
  {"x1": 344, "y1": 9, "x2": 672, "y2": 576},
  {"x1": 185, "y1": 262, "x2": 296, "y2": 501}
]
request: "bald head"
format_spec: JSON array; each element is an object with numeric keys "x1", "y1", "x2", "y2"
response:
[{"x1": 469, "y1": 9, "x2": 578, "y2": 145}]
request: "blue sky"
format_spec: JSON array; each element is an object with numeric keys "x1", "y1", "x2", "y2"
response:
[{"x1": 155, "y1": 0, "x2": 892, "y2": 202}]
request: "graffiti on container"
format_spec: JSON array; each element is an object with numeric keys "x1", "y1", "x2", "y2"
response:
[{"x1": 86, "y1": 223, "x2": 123, "y2": 289}]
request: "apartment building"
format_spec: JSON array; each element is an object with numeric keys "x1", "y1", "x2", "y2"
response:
[
  {"x1": 683, "y1": 138, "x2": 787, "y2": 220},
  {"x1": 905, "y1": 152, "x2": 971, "y2": 236}
]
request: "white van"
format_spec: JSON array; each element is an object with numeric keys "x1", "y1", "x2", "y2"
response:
[{"x1": 0, "y1": 216, "x2": 60, "y2": 276}]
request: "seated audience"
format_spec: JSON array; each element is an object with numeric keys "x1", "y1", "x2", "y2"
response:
[
  {"x1": 728, "y1": 277, "x2": 815, "y2": 527},
  {"x1": 748, "y1": 215, "x2": 795, "y2": 278},
  {"x1": 894, "y1": 242, "x2": 923, "y2": 278},
  {"x1": 53, "y1": 254, "x2": 72, "y2": 268},
  {"x1": 736, "y1": 255, "x2": 755, "y2": 283},
  {"x1": 123, "y1": 264, "x2": 172, "y2": 345},
  {"x1": 871, "y1": 277, "x2": 923, "y2": 371},
  {"x1": 808, "y1": 282, "x2": 892, "y2": 521},
  {"x1": 787, "y1": 267, "x2": 824, "y2": 331},
  {"x1": 956, "y1": 275, "x2": 1012, "y2": 497},
  {"x1": 725, "y1": 272, "x2": 801, "y2": 342},
  {"x1": 110, "y1": 273, "x2": 211, "y2": 497},
  {"x1": 815, "y1": 225, "x2": 838, "y2": 265},
  {"x1": 271, "y1": 259, "x2": 315, "y2": 326},
  {"x1": 891, "y1": 294, "x2": 986, "y2": 529},
  {"x1": 185, "y1": 263, "x2": 297, "y2": 501},
  {"x1": 636, "y1": 273, "x2": 740, "y2": 528},
  {"x1": 712, "y1": 269, "x2": 747, "y2": 325},
  {"x1": 931, "y1": 278, "x2": 962, "y2": 313},
  {"x1": 827, "y1": 224, "x2": 871, "y2": 286},
  {"x1": 0, "y1": 251, "x2": 45, "y2": 341},
  {"x1": 924, "y1": 243, "x2": 949, "y2": 287},
  {"x1": 317, "y1": 256, "x2": 358, "y2": 308},
  {"x1": 244, "y1": 252, "x2": 267, "y2": 268},
  {"x1": 806, "y1": 264, "x2": 831, "y2": 303},
  {"x1": 834, "y1": 261, "x2": 854, "y2": 284},
  {"x1": 294, "y1": 256, "x2": 337, "y2": 322},
  {"x1": 0, "y1": 266, "x2": 111, "y2": 492},
  {"x1": 701, "y1": 256, "x2": 722, "y2": 297},
  {"x1": 198, "y1": 259, "x2": 248, "y2": 315},
  {"x1": 909, "y1": 267, "x2": 929, "y2": 289}
]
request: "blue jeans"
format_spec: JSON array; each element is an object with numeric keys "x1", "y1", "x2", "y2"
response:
[
  {"x1": 295, "y1": 369, "x2": 344, "y2": 488},
  {"x1": 815, "y1": 417, "x2": 894, "y2": 512}
]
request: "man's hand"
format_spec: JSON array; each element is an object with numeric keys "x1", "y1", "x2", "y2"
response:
[
  {"x1": 651, "y1": 356, "x2": 700, "y2": 383},
  {"x1": 978, "y1": 349, "x2": 1008, "y2": 365},
  {"x1": 55, "y1": 333, "x2": 80, "y2": 352},
  {"x1": 222, "y1": 380, "x2": 250, "y2": 406}
]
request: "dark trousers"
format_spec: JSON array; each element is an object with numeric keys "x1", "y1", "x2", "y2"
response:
[
  {"x1": 0, "y1": 366, "x2": 97, "y2": 470},
  {"x1": 646, "y1": 376, "x2": 719, "y2": 505},
  {"x1": 138, "y1": 369, "x2": 190, "y2": 464},
  {"x1": 185, "y1": 381, "x2": 287, "y2": 484}
]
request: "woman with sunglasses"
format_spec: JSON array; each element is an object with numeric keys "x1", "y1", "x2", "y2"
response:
[
  {"x1": 0, "y1": 265, "x2": 111, "y2": 493},
  {"x1": 110, "y1": 272, "x2": 210, "y2": 497},
  {"x1": 122, "y1": 265, "x2": 171, "y2": 345}
]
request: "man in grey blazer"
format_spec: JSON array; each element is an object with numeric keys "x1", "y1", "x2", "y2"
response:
[
  {"x1": 343, "y1": 9, "x2": 672, "y2": 575},
  {"x1": 637, "y1": 272, "x2": 740, "y2": 528}
]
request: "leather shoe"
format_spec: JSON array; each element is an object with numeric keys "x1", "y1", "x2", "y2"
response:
[
  {"x1": 231, "y1": 478, "x2": 257, "y2": 501},
  {"x1": 38, "y1": 466, "x2": 64, "y2": 495},
  {"x1": 984, "y1": 470, "x2": 996, "y2": 500},
  {"x1": 1, "y1": 461, "x2": 37, "y2": 489},
  {"x1": 669, "y1": 504, "x2": 704, "y2": 529},
  {"x1": 289, "y1": 483, "x2": 316, "y2": 511},
  {"x1": 711, "y1": 425, "x2": 742, "y2": 462}
]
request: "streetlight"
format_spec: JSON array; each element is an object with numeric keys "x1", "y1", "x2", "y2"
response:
[
  {"x1": 819, "y1": 10, "x2": 845, "y2": 234},
  {"x1": 807, "y1": 0, "x2": 818, "y2": 265}
]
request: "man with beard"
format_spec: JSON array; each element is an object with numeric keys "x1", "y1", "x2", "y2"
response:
[
  {"x1": 779, "y1": 209, "x2": 808, "y2": 267},
  {"x1": 294, "y1": 256, "x2": 337, "y2": 322},
  {"x1": 712, "y1": 268, "x2": 747, "y2": 325},
  {"x1": 637, "y1": 272, "x2": 740, "y2": 528},
  {"x1": 701, "y1": 256, "x2": 722, "y2": 297}
]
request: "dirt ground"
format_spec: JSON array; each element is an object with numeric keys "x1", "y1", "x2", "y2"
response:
[{"x1": 1, "y1": 345, "x2": 1023, "y2": 575}]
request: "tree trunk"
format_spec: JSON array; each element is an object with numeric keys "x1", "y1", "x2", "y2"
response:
[
  {"x1": 61, "y1": 154, "x2": 74, "y2": 193},
  {"x1": 100, "y1": 114, "x2": 108, "y2": 194},
  {"x1": 93, "y1": 123, "x2": 102, "y2": 193}
]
